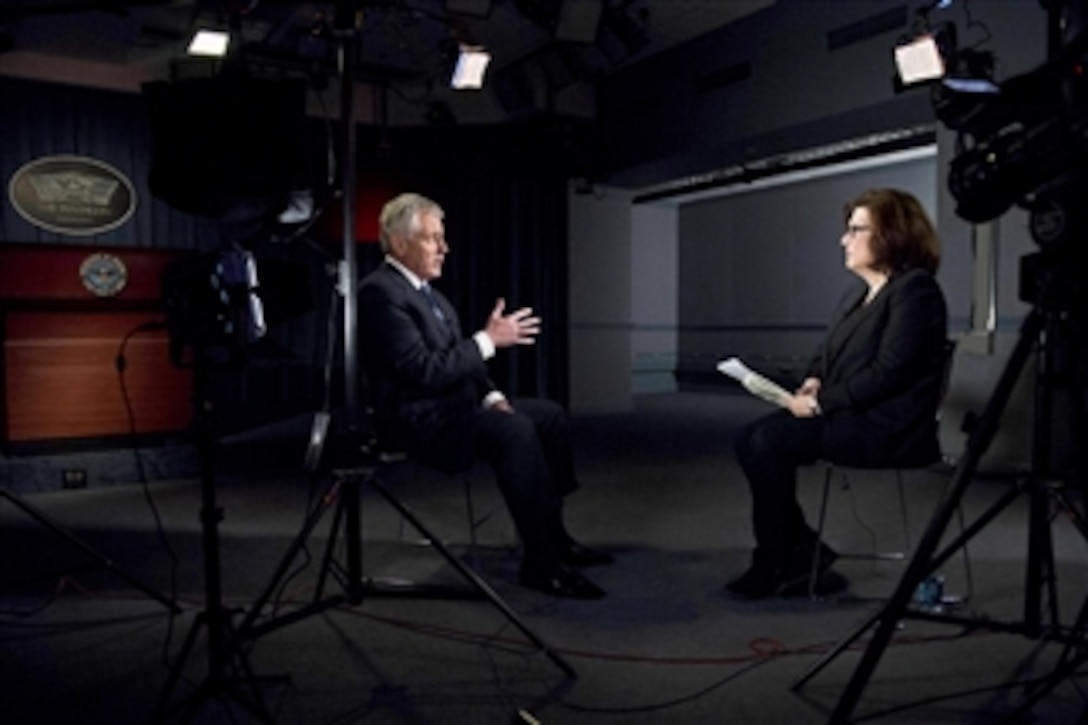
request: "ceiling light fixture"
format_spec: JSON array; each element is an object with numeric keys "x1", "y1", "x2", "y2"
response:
[
  {"x1": 188, "y1": 29, "x2": 230, "y2": 58},
  {"x1": 451, "y1": 44, "x2": 491, "y2": 89}
]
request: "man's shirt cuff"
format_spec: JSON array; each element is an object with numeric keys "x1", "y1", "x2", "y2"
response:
[{"x1": 474, "y1": 331, "x2": 495, "y2": 360}]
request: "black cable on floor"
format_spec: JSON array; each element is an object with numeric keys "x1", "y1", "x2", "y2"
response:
[{"x1": 115, "y1": 319, "x2": 181, "y2": 667}]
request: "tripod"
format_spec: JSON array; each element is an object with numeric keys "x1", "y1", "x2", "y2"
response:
[
  {"x1": 152, "y1": 359, "x2": 280, "y2": 723},
  {"x1": 793, "y1": 251, "x2": 1088, "y2": 722},
  {"x1": 231, "y1": 249, "x2": 575, "y2": 677},
  {"x1": 0, "y1": 488, "x2": 179, "y2": 612},
  {"x1": 1012, "y1": 580, "x2": 1088, "y2": 715},
  {"x1": 234, "y1": 446, "x2": 576, "y2": 679}
]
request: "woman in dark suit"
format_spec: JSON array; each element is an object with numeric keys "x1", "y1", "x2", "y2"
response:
[{"x1": 727, "y1": 188, "x2": 949, "y2": 599}]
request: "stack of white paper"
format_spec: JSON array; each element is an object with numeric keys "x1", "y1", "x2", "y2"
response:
[{"x1": 717, "y1": 357, "x2": 791, "y2": 407}]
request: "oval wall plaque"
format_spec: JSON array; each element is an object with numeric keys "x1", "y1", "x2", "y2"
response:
[{"x1": 8, "y1": 155, "x2": 137, "y2": 236}]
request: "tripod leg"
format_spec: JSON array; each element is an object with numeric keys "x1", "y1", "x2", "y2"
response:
[
  {"x1": 364, "y1": 469, "x2": 577, "y2": 680},
  {"x1": 214, "y1": 616, "x2": 279, "y2": 722},
  {"x1": 1025, "y1": 303, "x2": 1067, "y2": 635},
  {"x1": 827, "y1": 308, "x2": 1043, "y2": 724},
  {"x1": 1026, "y1": 483, "x2": 1060, "y2": 635},
  {"x1": 332, "y1": 462, "x2": 484, "y2": 602},
  {"x1": 0, "y1": 488, "x2": 179, "y2": 613},
  {"x1": 341, "y1": 465, "x2": 366, "y2": 605},
  {"x1": 152, "y1": 360, "x2": 278, "y2": 723},
  {"x1": 1004, "y1": 594, "x2": 1088, "y2": 723},
  {"x1": 154, "y1": 609, "x2": 280, "y2": 724},
  {"x1": 793, "y1": 481, "x2": 1023, "y2": 691},
  {"x1": 233, "y1": 460, "x2": 576, "y2": 679},
  {"x1": 152, "y1": 609, "x2": 205, "y2": 720},
  {"x1": 237, "y1": 472, "x2": 345, "y2": 638},
  {"x1": 315, "y1": 480, "x2": 349, "y2": 601},
  {"x1": 791, "y1": 607, "x2": 888, "y2": 691},
  {"x1": 238, "y1": 471, "x2": 364, "y2": 644}
]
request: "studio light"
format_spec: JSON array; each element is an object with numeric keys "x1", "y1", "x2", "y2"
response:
[
  {"x1": 188, "y1": 29, "x2": 230, "y2": 58},
  {"x1": 278, "y1": 189, "x2": 314, "y2": 224},
  {"x1": 895, "y1": 0, "x2": 1088, "y2": 232},
  {"x1": 892, "y1": 6, "x2": 1001, "y2": 138},
  {"x1": 893, "y1": 18, "x2": 963, "y2": 86},
  {"x1": 161, "y1": 244, "x2": 266, "y2": 367},
  {"x1": 894, "y1": 33, "x2": 945, "y2": 85},
  {"x1": 451, "y1": 43, "x2": 491, "y2": 89}
]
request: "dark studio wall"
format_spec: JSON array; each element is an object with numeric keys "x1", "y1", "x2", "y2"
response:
[
  {"x1": 595, "y1": 0, "x2": 1044, "y2": 192},
  {"x1": 592, "y1": 0, "x2": 1069, "y2": 471},
  {"x1": 596, "y1": 1, "x2": 932, "y2": 188},
  {"x1": 0, "y1": 74, "x2": 583, "y2": 449},
  {"x1": 351, "y1": 118, "x2": 584, "y2": 408}
]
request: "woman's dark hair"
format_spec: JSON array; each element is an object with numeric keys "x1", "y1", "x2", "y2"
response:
[{"x1": 845, "y1": 188, "x2": 941, "y2": 274}]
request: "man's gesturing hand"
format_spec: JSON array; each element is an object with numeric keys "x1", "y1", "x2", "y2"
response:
[{"x1": 485, "y1": 298, "x2": 541, "y2": 348}]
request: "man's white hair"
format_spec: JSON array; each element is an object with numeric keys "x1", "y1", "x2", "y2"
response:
[{"x1": 379, "y1": 192, "x2": 444, "y2": 253}]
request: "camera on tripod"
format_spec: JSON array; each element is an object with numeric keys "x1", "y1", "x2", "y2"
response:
[{"x1": 895, "y1": 0, "x2": 1088, "y2": 247}]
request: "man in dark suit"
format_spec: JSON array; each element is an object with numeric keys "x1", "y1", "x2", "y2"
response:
[
  {"x1": 727, "y1": 188, "x2": 949, "y2": 599},
  {"x1": 357, "y1": 192, "x2": 611, "y2": 600}
]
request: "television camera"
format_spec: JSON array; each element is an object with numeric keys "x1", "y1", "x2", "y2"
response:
[
  {"x1": 803, "y1": 4, "x2": 1088, "y2": 722},
  {"x1": 896, "y1": 0, "x2": 1088, "y2": 249}
]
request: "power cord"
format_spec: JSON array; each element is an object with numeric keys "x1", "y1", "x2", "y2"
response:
[{"x1": 115, "y1": 319, "x2": 180, "y2": 667}]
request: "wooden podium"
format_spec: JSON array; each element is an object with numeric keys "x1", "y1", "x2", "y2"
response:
[{"x1": 0, "y1": 244, "x2": 193, "y2": 445}]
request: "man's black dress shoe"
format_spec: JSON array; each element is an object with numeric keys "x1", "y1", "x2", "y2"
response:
[
  {"x1": 519, "y1": 565, "x2": 606, "y2": 599},
  {"x1": 559, "y1": 541, "x2": 614, "y2": 568}
]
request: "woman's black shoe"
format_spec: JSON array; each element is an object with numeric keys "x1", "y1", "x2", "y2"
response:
[
  {"x1": 724, "y1": 564, "x2": 781, "y2": 600},
  {"x1": 778, "y1": 540, "x2": 839, "y2": 590},
  {"x1": 559, "y1": 542, "x2": 614, "y2": 568},
  {"x1": 518, "y1": 565, "x2": 607, "y2": 600}
]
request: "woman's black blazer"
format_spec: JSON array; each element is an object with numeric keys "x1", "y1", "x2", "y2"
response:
[{"x1": 807, "y1": 267, "x2": 949, "y2": 468}]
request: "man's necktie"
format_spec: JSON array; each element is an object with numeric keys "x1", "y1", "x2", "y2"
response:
[{"x1": 420, "y1": 283, "x2": 446, "y2": 322}]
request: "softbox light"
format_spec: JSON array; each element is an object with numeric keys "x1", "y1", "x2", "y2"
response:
[{"x1": 143, "y1": 76, "x2": 307, "y2": 221}]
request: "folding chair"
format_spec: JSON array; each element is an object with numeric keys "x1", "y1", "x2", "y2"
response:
[{"x1": 806, "y1": 339, "x2": 973, "y2": 601}]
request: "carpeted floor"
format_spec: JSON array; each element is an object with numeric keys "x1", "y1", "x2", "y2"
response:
[{"x1": 1, "y1": 392, "x2": 1086, "y2": 724}]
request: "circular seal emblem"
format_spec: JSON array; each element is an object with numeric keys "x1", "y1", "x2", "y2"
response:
[{"x1": 79, "y1": 253, "x2": 128, "y2": 297}]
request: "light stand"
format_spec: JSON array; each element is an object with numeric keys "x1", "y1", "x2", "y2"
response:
[
  {"x1": 152, "y1": 355, "x2": 280, "y2": 724},
  {"x1": 236, "y1": 458, "x2": 576, "y2": 680},
  {"x1": 0, "y1": 488, "x2": 179, "y2": 612},
  {"x1": 235, "y1": 1, "x2": 576, "y2": 681},
  {"x1": 1011, "y1": 586, "x2": 1088, "y2": 717},
  {"x1": 338, "y1": 1, "x2": 362, "y2": 461},
  {"x1": 793, "y1": 248, "x2": 1088, "y2": 722}
]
